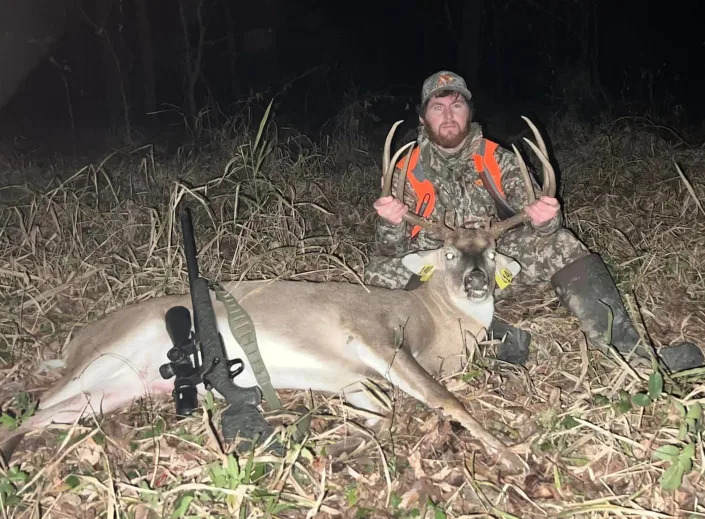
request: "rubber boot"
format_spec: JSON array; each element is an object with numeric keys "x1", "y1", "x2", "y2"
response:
[
  {"x1": 551, "y1": 254, "x2": 704, "y2": 372},
  {"x1": 492, "y1": 318, "x2": 531, "y2": 366}
]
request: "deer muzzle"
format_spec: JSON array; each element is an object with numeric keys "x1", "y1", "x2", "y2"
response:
[{"x1": 464, "y1": 267, "x2": 491, "y2": 301}]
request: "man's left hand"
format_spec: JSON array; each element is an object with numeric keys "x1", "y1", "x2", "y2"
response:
[{"x1": 524, "y1": 196, "x2": 560, "y2": 227}]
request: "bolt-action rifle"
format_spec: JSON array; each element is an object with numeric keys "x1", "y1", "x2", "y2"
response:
[{"x1": 159, "y1": 206, "x2": 274, "y2": 448}]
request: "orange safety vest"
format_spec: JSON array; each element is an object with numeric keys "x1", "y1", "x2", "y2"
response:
[{"x1": 395, "y1": 139, "x2": 507, "y2": 238}]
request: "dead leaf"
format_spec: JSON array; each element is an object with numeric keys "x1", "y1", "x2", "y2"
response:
[
  {"x1": 75, "y1": 441, "x2": 101, "y2": 466},
  {"x1": 548, "y1": 385, "x2": 561, "y2": 407},
  {"x1": 399, "y1": 486, "x2": 421, "y2": 509},
  {"x1": 408, "y1": 449, "x2": 425, "y2": 478},
  {"x1": 133, "y1": 504, "x2": 158, "y2": 519},
  {"x1": 429, "y1": 466, "x2": 453, "y2": 482}
]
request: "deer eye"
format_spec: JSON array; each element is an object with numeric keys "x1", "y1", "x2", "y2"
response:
[{"x1": 445, "y1": 252, "x2": 455, "y2": 260}]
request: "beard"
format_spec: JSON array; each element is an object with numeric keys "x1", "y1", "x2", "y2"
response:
[{"x1": 424, "y1": 120, "x2": 471, "y2": 149}]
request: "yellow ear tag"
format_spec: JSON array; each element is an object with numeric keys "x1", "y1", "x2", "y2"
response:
[
  {"x1": 419, "y1": 265, "x2": 435, "y2": 282},
  {"x1": 495, "y1": 268, "x2": 513, "y2": 290}
]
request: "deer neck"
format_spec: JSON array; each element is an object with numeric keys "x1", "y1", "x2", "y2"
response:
[{"x1": 418, "y1": 274, "x2": 494, "y2": 330}]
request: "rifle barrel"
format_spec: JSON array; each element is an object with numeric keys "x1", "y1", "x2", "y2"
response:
[{"x1": 180, "y1": 207, "x2": 200, "y2": 287}]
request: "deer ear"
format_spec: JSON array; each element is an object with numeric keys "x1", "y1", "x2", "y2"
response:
[{"x1": 402, "y1": 249, "x2": 441, "y2": 274}]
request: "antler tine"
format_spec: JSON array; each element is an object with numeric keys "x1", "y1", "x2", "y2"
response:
[
  {"x1": 397, "y1": 144, "x2": 414, "y2": 201},
  {"x1": 521, "y1": 116, "x2": 548, "y2": 159},
  {"x1": 511, "y1": 143, "x2": 536, "y2": 205},
  {"x1": 522, "y1": 138, "x2": 556, "y2": 198},
  {"x1": 383, "y1": 120, "x2": 403, "y2": 180},
  {"x1": 521, "y1": 116, "x2": 556, "y2": 197},
  {"x1": 490, "y1": 117, "x2": 557, "y2": 240},
  {"x1": 382, "y1": 120, "x2": 414, "y2": 197},
  {"x1": 383, "y1": 141, "x2": 415, "y2": 197}
]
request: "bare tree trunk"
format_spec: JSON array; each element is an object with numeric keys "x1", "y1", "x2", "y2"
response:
[
  {"x1": 89, "y1": 0, "x2": 132, "y2": 140},
  {"x1": 135, "y1": 0, "x2": 156, "y2": 115},
  {"x1": 589, "y1": 0, "x2": 609, "y2": 106},
  {"x1": 457, "y1": 0, "x2": 482, "y2": 89},
  {"x1": 222, "y1": 0, "x2": 240, "y2": 98},
  {"x1": 178, "y1": 0, "x2": 205, "y2": 122}
]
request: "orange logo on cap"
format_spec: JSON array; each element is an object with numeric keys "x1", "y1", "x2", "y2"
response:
[{"x1": 436, "y1": 74, "x2": 454, "y2": 87}]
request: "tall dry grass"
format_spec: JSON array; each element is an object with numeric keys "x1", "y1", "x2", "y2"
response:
[{"x1": 0, "y1": 104, "x2": 704, "y2": 517}]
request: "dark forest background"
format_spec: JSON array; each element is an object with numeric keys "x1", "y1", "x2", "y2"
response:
[{"x1": 0, "y1": 0, "x2": 702, "y2": 156}]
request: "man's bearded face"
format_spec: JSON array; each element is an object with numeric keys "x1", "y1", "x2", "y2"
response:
[{"x1": 421, "y1": 92, "x2": 472, "y2": 149}]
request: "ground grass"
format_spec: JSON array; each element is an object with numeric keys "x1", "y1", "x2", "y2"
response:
[{"x1": 1, "y1": 104, "x2": 704, "y2": 518}]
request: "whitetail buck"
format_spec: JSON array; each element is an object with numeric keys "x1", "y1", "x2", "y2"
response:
[{"x1": 0, "y1": 118, "x2": 554, "y2": 474}]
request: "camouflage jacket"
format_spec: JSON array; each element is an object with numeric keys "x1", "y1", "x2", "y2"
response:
[{"x1": 375, "y1": 122, "x2": 562, "y2": 257}]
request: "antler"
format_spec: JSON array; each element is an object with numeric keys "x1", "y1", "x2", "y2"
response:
[
  {"x1": 382, "y1": 121, "x2": 454, "y2": 240},
  {"x1": 489, "y1": 116, "x2": 557, "y2": 239}
]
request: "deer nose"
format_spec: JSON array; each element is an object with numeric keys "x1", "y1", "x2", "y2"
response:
[{"x1": 465, "y1": 268, "x2": 488, "y2": 291}]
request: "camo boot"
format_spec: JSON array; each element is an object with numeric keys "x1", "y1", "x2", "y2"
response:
[{"x1": 551, "y1": 253, "x2": 704, "y2": 372}]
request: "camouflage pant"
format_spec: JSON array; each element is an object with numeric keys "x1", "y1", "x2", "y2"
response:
[{"x1": 363, "y1": 226, "x2": 589, "y2": 293}]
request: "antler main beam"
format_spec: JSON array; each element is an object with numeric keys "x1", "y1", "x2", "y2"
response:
[{"x1": 381, "y1": 121, "x2": 454, "y2": 241}]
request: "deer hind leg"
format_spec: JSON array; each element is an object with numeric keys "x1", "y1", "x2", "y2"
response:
[
  {"x1": 351, "y1": 338, "x2": 526, "y2": 473},
  {"x1": 1, "y1": 389, "x2": 151, "y2": 463},
  {"x1": 1, "y1": 350, "x2": 172, "y2": 461}
]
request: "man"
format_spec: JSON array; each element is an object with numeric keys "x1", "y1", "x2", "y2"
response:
[{"x1": 364, "y1": 70, "x2": 703, "y2": 371}]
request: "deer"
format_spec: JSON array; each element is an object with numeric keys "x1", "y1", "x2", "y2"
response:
[{"x1": 0, "y1": 117, "x2": 555, "y2": 474}]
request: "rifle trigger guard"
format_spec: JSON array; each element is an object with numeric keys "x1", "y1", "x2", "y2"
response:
[{"x1": 227, "y1": 358, "x2": 245, "y2": 379}]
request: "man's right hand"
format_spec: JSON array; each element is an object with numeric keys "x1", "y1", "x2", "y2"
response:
[{"x1": 374, "y1": 196, "x2": 408, "y2": 226}]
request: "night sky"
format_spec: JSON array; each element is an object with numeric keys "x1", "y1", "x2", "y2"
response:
[{"x1": 0, "y1": 0, "x2": 703, "y2": 151}]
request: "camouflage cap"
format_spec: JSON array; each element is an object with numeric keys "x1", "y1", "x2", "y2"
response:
[{"x1": 421, "y1": 70, "x2": 473, "y2": 105}]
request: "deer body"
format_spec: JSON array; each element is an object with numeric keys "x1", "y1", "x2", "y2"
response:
[
  {"x1": 4, "y1": 255, "x2": 509, "y2": 467},
  {"x1": 36, "y1": 276, "x2": 490, "y2": 423}
]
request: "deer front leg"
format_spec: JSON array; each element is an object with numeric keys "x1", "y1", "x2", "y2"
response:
[{"x1": 352, "y1": 338, "x2": 526, "y2": 474}]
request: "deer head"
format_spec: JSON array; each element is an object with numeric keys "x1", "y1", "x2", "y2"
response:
[{"x1": 401, "y1": 224, "x2": 498, "y2": 306}]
